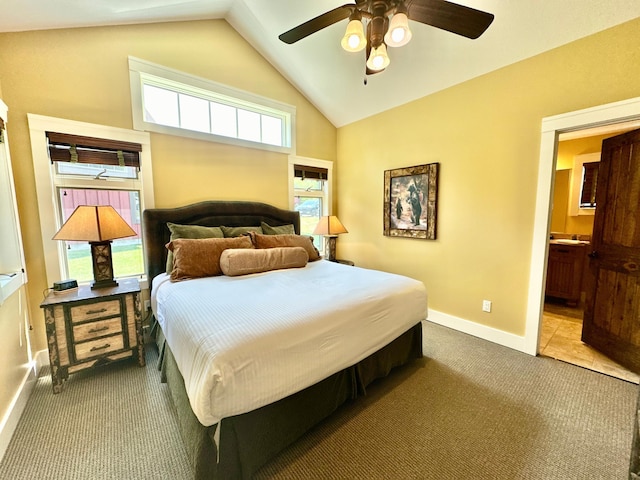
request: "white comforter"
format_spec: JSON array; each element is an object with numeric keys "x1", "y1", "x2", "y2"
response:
[{"x1": 152, "y1": 260, "x2": 427, "y2": 426}]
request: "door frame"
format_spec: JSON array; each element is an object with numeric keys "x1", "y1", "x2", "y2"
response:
[{"x1": 524, "y1": 96, "x2": 640, "y2": 355}]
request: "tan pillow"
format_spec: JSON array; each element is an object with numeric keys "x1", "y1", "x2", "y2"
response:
[
  {"x1": 251, "y1": 233, "x2": 321, "y2": 262},
  {"x1": 166, "y1": 236, "x2": 253, "y2": 281},
  {"x1": 220, "y1": 247, "x2": 309, "y2": 276}
]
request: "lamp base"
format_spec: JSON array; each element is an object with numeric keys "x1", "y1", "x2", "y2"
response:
[
  {"x1": 90, "y1": 240, "x2": 118, "y2": 290},
  {"x1": 324, "y1": 236, "x2": 338, "y2": 262},
  {"x1": 91, "y1": 279, "x2": 119, "y2": 290}
]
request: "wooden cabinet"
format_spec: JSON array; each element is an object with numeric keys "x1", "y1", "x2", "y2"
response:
[
  {"x1": 40, "y1": 278, "x2": 145, "y2": 393},
  {"x1": 545, "y1": 243, "x2": 587, "y2": 305}
]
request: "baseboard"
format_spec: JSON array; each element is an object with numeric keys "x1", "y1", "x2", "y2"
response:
[
  {"x1": 427, "y1": 309, "x2": 530, "y2": 354},
  {"x1": 0, "y1": 349, "x2": 47, "y2": 463}
]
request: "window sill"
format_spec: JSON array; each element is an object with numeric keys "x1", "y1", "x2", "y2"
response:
[{"x1": 0, "y1": 271, "x2": 25, "y2": 306}]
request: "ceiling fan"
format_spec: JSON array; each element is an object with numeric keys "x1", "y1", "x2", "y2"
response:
[{"x1": 279, "y1": 0, "x2": 494, "y2": 76}]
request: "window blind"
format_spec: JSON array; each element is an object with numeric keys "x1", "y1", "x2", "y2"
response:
[
  {"x1": 294, "y1": 164, "x2": 328, "y2": 180},
  {"x1": 580, "y1": 162, "x2": 599, "y2": 207},
  {"x1": 46, "y1": 132, "x2": 142, "y2": 168}
]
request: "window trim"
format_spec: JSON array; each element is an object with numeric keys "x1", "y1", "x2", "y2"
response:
[
  {"x1": 28, "y1": 114, "x2": 154, "y2": 289},
  {"x1": 129, "y1": 56, "x2": 296, "y2": 154}
]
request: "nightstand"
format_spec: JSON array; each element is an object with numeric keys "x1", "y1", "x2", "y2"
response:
[{"x1": 40, "y1": 278, "x2": 145, "y2": 393}]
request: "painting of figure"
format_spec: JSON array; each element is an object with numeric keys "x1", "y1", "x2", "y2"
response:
[
  {"x1": 384, "y1": 163, "x2": 439, "y2": 240},
  {"x1": 390, "y1": 174, "x2": 427, "y2": 230}
]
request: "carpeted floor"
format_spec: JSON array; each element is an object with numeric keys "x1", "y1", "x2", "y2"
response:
[{"x1": 1, "y1": 322, "x2": 637, "y2": 479}]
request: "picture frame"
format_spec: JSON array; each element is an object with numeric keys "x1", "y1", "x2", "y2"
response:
[{"x1": 384, "y1": 163, "x2": 439, "y2": 239}]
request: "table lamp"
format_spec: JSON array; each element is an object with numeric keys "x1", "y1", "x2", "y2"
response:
[
  {"x1": 312, "y1": 215, "x2": 348, "y2": 262},
  {"x1": 53, "y1": 205, "x2": 137, "y2": 289}
]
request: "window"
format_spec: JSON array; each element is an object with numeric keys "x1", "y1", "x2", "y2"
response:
[
  {"x1": 29, "y1": 115, "x2": 154, "y2": 289},
  {"x1": 129, "y1": 57, "x2": 295, "y2": 154},
  {"x1": 569, "y1": 152, "x2": 599, "y2": 216},
  {"x1": 288, "y1": 157, "x2": 333, "y2": 253},
  {"x1": 45, "y1": 132, "x2": 145, "y2": 283},
  {"x1": 579, "y1": 162, "x2": 599, "y2": 208}
]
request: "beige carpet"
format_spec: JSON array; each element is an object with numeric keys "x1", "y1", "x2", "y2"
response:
[{"x1": 1, "y1": 322, "x2": 637, "y2": 479}]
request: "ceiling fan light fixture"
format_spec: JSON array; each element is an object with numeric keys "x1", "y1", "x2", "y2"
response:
[
  {"x1": 341, "y1": 19, "x2": 366, "y2": 52},
  {"x1": 366, "y1": 43, "x2": 390, "y2": 71},
  {"x1": 384, "y1": 12, "x2": 412, "y2": 47}
]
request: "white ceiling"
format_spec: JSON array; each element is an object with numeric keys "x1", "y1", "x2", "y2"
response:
[{"x1": 1, "y1": 0, "x2": 640, "y2": 127}]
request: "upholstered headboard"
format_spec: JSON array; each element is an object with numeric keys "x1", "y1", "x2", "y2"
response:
[{"x1": 142, "y1": 201, "x2": 300, "y2": 285}]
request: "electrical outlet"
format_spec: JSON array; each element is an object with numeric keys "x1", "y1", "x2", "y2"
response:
[
  {"x1": 144, "y1": 299, "x2": 151, "y2": 311},
  {"x1": 482, "y1": 300, "x2": 492, "y2": 313}
]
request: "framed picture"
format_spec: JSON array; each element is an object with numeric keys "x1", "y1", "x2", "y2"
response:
[{"x1": 384, "y1": 163, "x2": 439, "y2": 239}]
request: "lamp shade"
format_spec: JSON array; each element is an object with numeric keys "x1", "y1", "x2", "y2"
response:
[
  {"x1": 341, "y1": 19, "x2": 366, "y2": 52},
  {"x1": 366, "y1": 43, "x2": 391, "y2": 71},
  {"x1": 53, "y1": 205, "x2": 136, "y2": 242},
  {"x1": 384, "y1": 12, "x2": 412, "y2": 47},
  {"x1": 313, "y1": 216, "x2": 348, "y2": 236}
]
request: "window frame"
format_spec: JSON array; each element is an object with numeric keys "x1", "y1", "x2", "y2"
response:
[
  {"x1": 28, "y1": 114, "x2": 154, "y2": 289},
  {"x1": 288, "y1": 156, "x2": 333, "y2": 251},
  {"x1": 129, "y1": 56, "x2": 296, "y2": 154}
]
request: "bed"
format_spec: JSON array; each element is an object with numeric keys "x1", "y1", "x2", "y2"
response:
[{"x1": 143, "y1": 200, "x2": 427, "y2": 479}]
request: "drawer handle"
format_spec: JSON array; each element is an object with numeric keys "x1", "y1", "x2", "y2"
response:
[
  {"x1": 90, "y1": 343, "x2": 111, "y2": 352},
  {"x1": 88, "y1": 326, "x2": 110, "y2": 334},
  {"x1": 86, "y1": 308, "x2": 107, "y2": 315}
]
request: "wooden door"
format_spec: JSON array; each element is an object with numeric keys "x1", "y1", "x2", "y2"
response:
[{"x1": 582, "y1": 128, "x2": 640, "y2": 374}]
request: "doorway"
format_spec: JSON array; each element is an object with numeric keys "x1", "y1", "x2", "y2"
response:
[
  {"x1": 525, "y1": 97, "x2": 640, "y2": 378},
  {"x1": 538, "y1": 131, "x2": 639, "y2": 382}
]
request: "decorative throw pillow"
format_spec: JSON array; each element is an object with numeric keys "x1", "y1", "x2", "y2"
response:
[
  {"x1": 220, "y1": 247, "x2": 308, "y2": 276},
  {"x1": 165, "y1": 222, "x2": 224, "y2": 273},
  {"x1": 166, "y1": 236, "x2": 253, "y2": 281},
  {"x1": 260, "y1": 221, "x2": 296, "y2": 235},
  {"x1": 220, "y1": 225, "x2": 263, "y2": 238},
  {"x1": 250, "y1": 233, "x2": 321, "y2": 262}
]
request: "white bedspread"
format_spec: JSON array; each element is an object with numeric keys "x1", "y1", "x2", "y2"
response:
[{"x1": 152, "y1": 260, "x2": 427, "y2": 426}]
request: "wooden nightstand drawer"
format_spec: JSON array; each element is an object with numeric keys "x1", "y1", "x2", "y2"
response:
[
  {"x1": 70, "y1": 299, "x2": 121, "y2": 323},
  {"x1": 73, "y1": 317, "x2": 123, "y2": 342},
  {"x1": 75, "y1": 334, "x2": 125, "y2": 361}
]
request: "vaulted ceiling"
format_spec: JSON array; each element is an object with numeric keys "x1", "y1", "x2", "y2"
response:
[{"x1": 2, "y1": 1, "x2": 640, "y2": 127}]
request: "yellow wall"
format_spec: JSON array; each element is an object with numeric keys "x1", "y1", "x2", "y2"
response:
[
  {"x1": 336, "y1": 18, "x2": 640, "y2": 336},
  {"x1": 0, "y1": 20, "x2": 336, "y2": 353}
]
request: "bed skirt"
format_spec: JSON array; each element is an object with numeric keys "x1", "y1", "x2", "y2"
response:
[{"x1": 158, "y1": 321, "x2": 423, "y2": 480}]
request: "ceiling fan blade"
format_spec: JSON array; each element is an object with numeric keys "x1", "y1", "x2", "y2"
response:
[
  {"x1": 279, "y1": 4, "x2": 354, "y2": 44},
  {"x1": 408, "y1": 0, "x2": 494, "y2": 39}
]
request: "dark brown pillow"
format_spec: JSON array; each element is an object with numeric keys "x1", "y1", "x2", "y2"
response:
[
  {"x1": 166, "y1": 236, "x2": 253, "y2": 281},
  {"x1": 220, "y1": 247, "x2": 308, "y2": 276},
  {"x1": 250, "y1": 233, "x2": 321, "y2": 262}
]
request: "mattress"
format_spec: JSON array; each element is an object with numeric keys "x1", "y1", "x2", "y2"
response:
[{"x1": 152, "y1": 260, "x2": 427, "y2": 426}]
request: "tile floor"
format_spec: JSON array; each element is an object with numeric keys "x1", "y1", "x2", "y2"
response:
[{"x1": 540, "y1": 299, "x2": 639, "y2": 384}]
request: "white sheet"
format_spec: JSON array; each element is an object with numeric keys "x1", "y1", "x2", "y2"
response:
[{"x1": 152, "y1": 260, "x2": 427, "y2": 426}]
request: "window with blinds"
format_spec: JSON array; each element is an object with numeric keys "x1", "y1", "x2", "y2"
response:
[
  {"x1": 293, "y1": 163, "x2": 329, "y2": 249},
  {"x1": 47, "y1": 131, "x2": 145, "y2": 283},
  {"x1": 580, "y1": 161, "x2": 599, "y2": 208}
]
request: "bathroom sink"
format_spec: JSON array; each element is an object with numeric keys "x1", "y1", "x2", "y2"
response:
[{"x1": 552, "y1": 239, "x2": 589, "y2": 245}]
